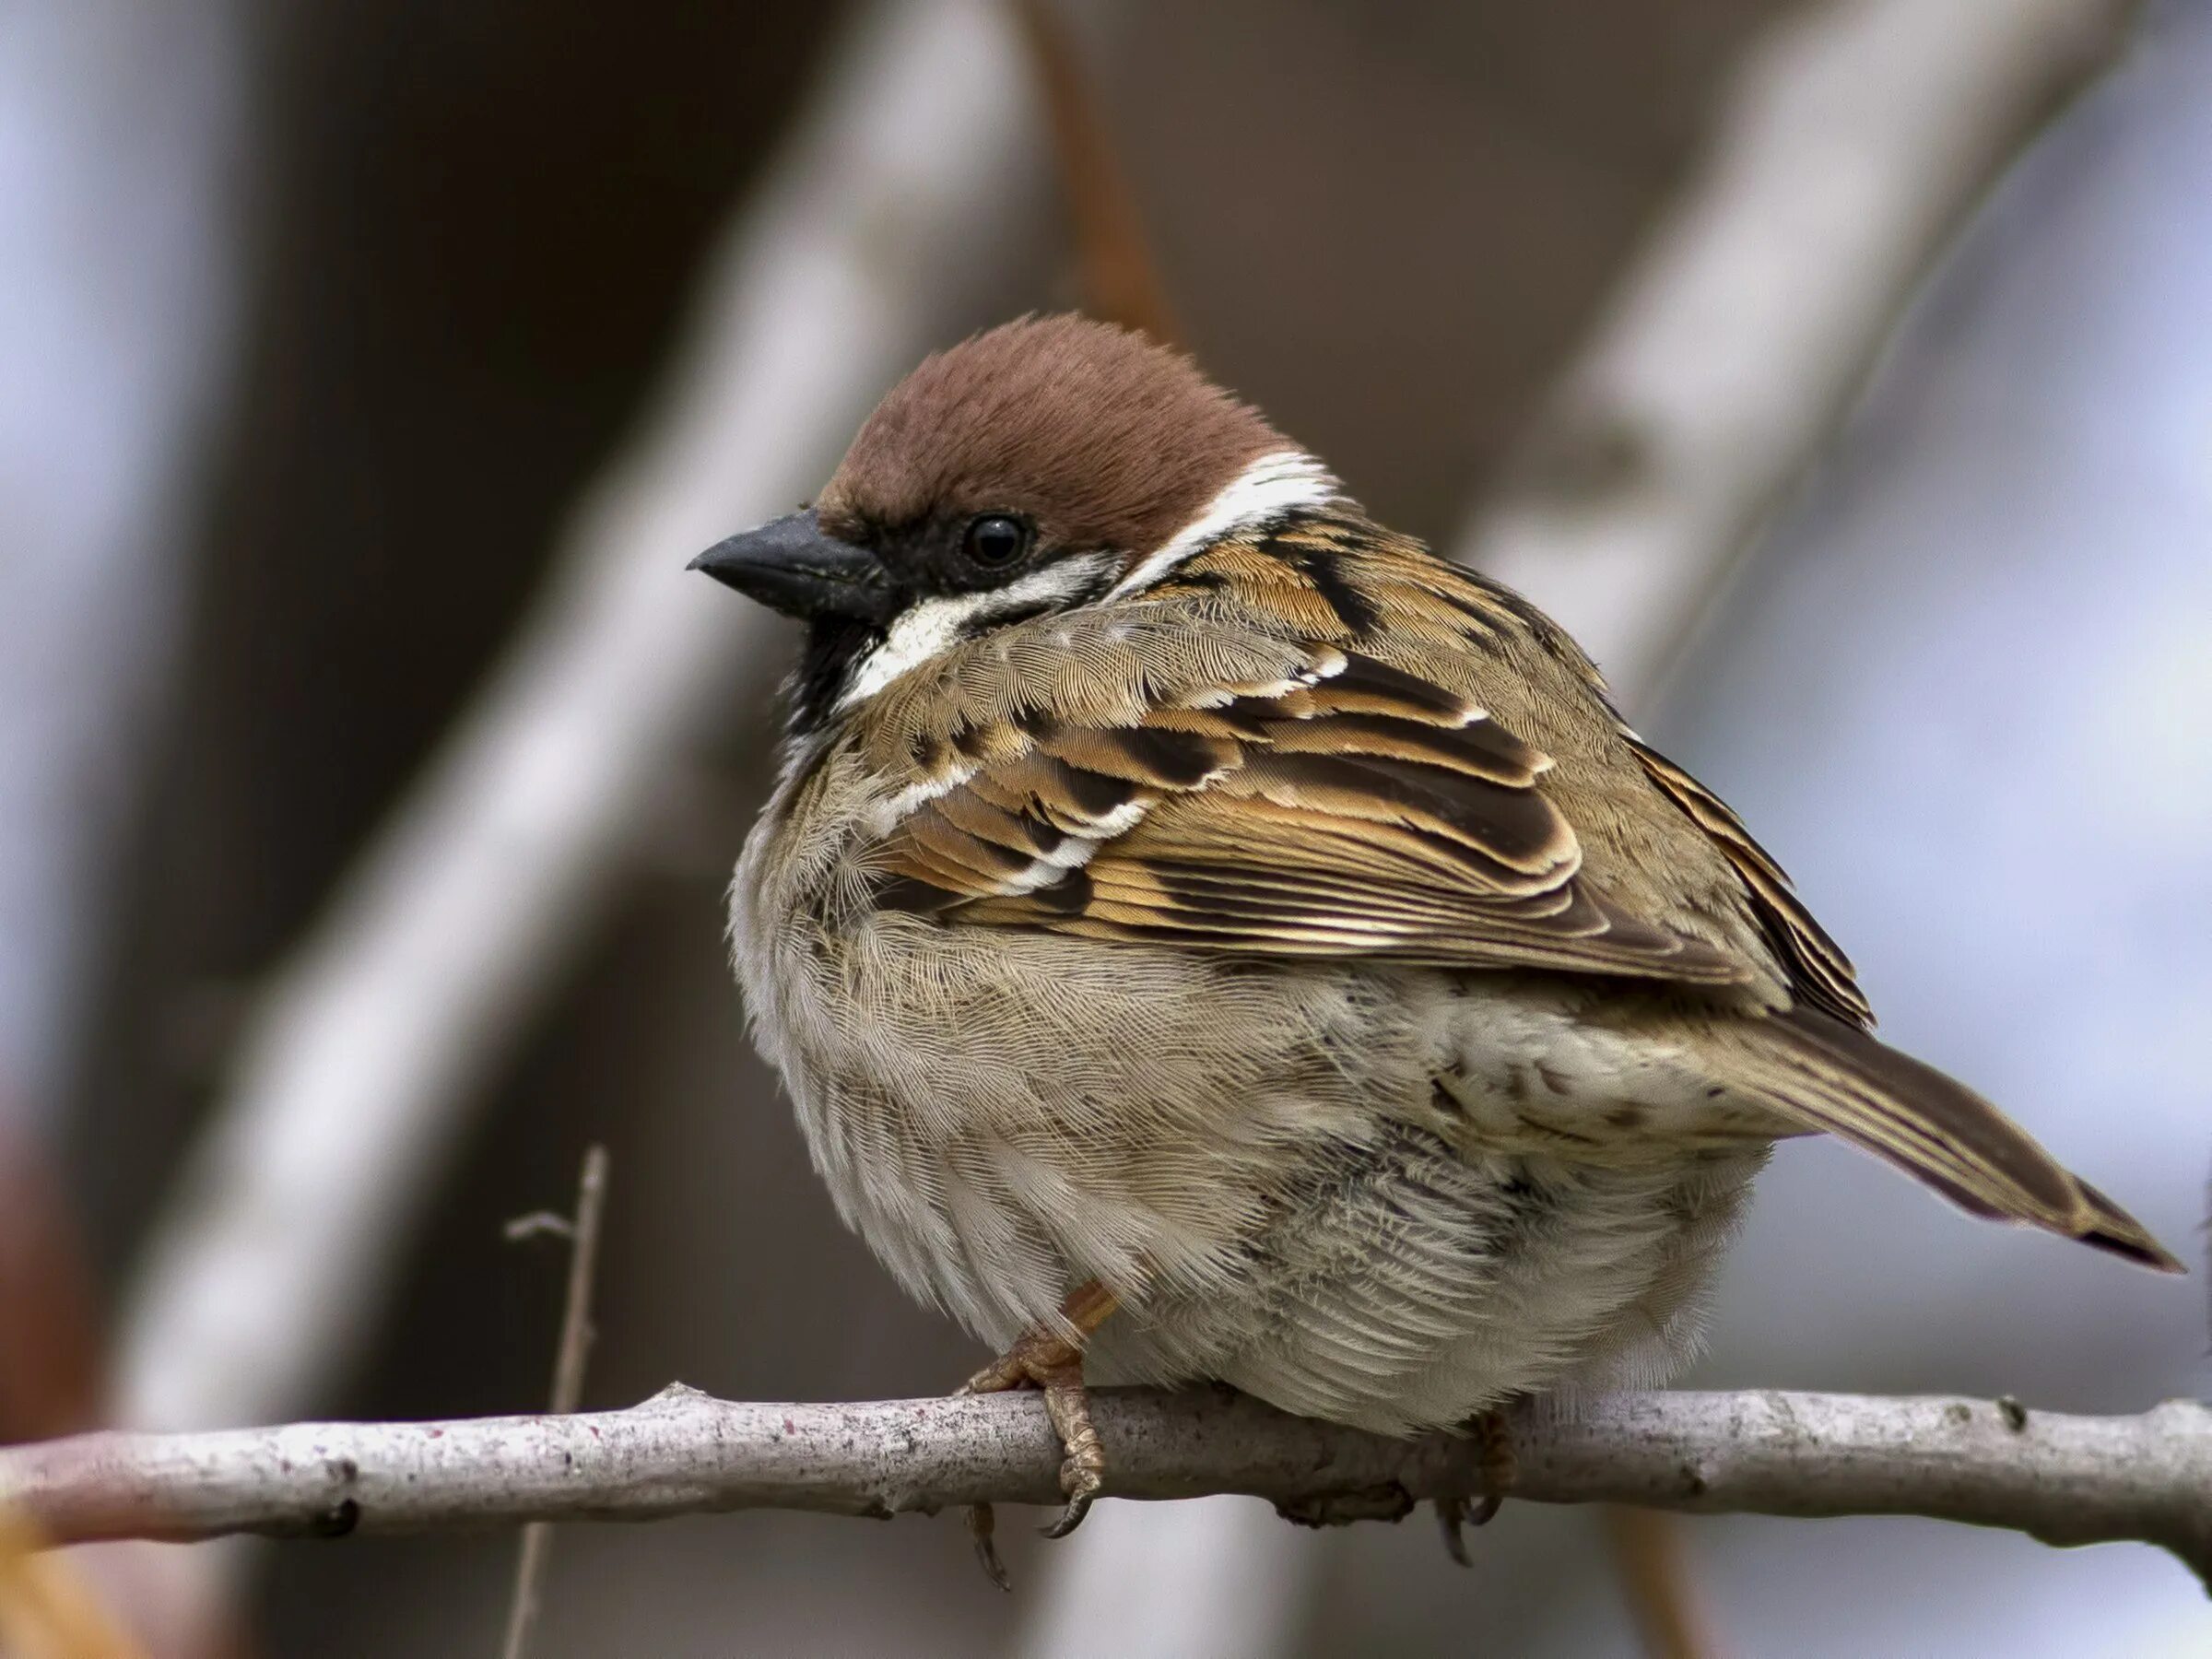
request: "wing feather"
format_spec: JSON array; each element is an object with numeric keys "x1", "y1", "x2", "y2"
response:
[
  {"x1": 861, "y1": 606, "x2": 1747, "y2": 986},
  {"x1": 1627, "y1": 735, "x2": 1874, "y2": 1027}
]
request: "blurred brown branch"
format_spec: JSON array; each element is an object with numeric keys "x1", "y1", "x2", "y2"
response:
[
  {"x1": 0, "y1": 1128, "x2": 100, "y2": 1446},
  {"x1": 1601, "y1": 1504, "x2": 1723, "y2": 1659},
  {"x1": 0, "y1": 1507, "x2": 147, "y2": 1659},
  {"x1": 5, "y1": 1389, "x2": 2207, "y2": 1588},
  {"x1": 1009, "y1": 0, "x2": 1179, "y2": 344}
]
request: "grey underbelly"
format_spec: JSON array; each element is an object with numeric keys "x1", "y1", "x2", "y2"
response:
[
  {"x1": 750, "y1": 912, "x2": 1768, "y2": 1432},
  {"x1": 1085, "y1": 1123, "x2": 1765, "y2": 1432}
]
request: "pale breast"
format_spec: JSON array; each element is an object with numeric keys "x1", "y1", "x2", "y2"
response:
[
  {"x1": 732, "y1": 740, "x2": 1770, "y2": 1431},
  {"x1": 732, "y1": 746, "x2": 1449, "y2": 1347}
]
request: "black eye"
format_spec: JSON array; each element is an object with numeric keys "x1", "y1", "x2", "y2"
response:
[{"x1": 963, "y1": 513, "x2": 1030, "y2": 568}]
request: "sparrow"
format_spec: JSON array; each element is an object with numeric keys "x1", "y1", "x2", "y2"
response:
[{"x1": 691, "y1": 313, "x2": 2180, "y2": 1564}]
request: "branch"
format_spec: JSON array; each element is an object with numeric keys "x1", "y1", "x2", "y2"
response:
[
  {"x1": 4, "y1": 1389, "x2": 2206, "y2": 1587},
  {"x1": 1453, "y1": 0, "x2": 2142, "y2": 704}
]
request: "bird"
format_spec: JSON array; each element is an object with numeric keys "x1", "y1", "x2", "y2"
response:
[{"x1": 690, "y1": 312, "x2": 2180, "y2": 1571}]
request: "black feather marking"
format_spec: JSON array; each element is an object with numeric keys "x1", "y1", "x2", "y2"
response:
[
  {"x1": 1105, "y1": 726, "x2": 1230, "y2": 788},
  {"x1": 1157, "y1": 566, "x2": 1230, "y2": 594},
  {"x1": 872, "y1": 873, "x2": 960, "y2": 914},
  {"x1": 1255, "y1": 752, "x2": 1564, "y2": 873},
  {"x1": 1028, "y1": 866, "x2": 1092, "y2": 915},
  {"x1": 1283, "y1": 543, "x2": 1380, "y2": 634},
  {"x1": 1044, "y1": 756, "x2": 1137, "y2": 820},
  {"x1": 1196, "y1": 697, "x2": 1283, "y2": 738},
  {"x1": 1326, "y1": 653, "x2": 1474, "y2": 722},
  {"x1": 924, "y1": 821, "x2": 1031, "y2": 876},
  {"x1": 950, "y1": 719, "x2": 993, "y2": 760},
  {"x1": 1018, "y1": 812, "x2": 1066, "y2": 855},
  {"x1": 1261, "y1": 711, "x2": 1544, "y2": 784}
]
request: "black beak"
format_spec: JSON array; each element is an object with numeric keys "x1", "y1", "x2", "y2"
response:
[{"x1": 688, "y1": 508, "x2": 899, "y2": 626}]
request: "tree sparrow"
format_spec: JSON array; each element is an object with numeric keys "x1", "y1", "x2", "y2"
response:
[{"x1": 691, "y1": 315, "x2": 2179, "y2": 1562}]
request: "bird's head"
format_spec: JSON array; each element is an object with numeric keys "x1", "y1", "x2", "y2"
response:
[{"x1": 690, "y1": 314, "x2": 1338, "y2": 731}]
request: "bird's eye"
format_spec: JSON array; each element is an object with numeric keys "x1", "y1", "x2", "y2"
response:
[{"x1": 963, "y1": 513, "x2": 1030, "y2": 569}]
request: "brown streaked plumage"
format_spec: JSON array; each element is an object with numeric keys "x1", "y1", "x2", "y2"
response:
[{"x1": 692, "y1": 314, "x2": 2181, "y2": 1555}]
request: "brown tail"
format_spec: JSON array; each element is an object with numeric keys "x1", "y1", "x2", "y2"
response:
[{"x1": 1733, "y1": 1007, "x2": 2183, "y2": 1273}]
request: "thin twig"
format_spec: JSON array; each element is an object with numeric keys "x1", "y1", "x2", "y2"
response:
[
  {"x1": 3, "y1": 1389, "x2": 2207, "y2": 1590},
  {"x1": 498, "y1": 1146, "x2": 610, "y2": 1659}
]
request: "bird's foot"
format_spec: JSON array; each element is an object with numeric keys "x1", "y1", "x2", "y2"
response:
[
  {"x1": 1436, "y1": 1407, "x2": 1514, "y2": 1565},
  {"x1": 1472, "y1": 1406, "x2": 1514, "y2": 1524},
  {"x1": 953, "y1": 1282, "x2": 1118, "y2": 1587}
]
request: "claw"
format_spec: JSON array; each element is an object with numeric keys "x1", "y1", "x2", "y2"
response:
[
  {"x1": 1041, "y1": 1486, "x2": 1094, "y2": 1540},
  {"x1": 967, "y1": 1501, "x2": 1013, "y2": 1591},
  {"x1": 1434, "y1": 1494, "x2": 1472, "y2": 1567},
  {"x1": 1471, "y1": 1408, "x2": 1513, "y2": 1527}
]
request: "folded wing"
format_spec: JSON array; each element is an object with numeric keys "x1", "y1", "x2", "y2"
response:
[{"x1": 863, "y1": 618, "x2": 1745, "y2": 984}]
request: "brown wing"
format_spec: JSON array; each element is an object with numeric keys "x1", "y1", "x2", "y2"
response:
[
  {"x1": 860, "y1": 616, "x2": 1747, "y2": 985},
  {"x1": 1626, "y1": 736, "x2": 1874, "y2": 1028}
]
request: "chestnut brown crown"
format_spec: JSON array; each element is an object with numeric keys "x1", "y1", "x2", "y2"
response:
[{"x1": 818, "y1": 313, "x2": 1288, "y2": 560}]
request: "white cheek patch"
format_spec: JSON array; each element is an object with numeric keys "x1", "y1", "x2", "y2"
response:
[
  {"x1": 1110, "y1": 449, "x2": 1341, "y2": 599},
  {"x1": 836, "y1": 553, "x2": 1116, "y2": 710},
  {"x1": 840, "y1": 593, "x2": 994, "y2": 709}
]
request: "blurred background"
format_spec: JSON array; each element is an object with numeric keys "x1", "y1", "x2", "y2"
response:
[{"x1": 2, "y1": 0, "x2": 2206, "y2": 1653}]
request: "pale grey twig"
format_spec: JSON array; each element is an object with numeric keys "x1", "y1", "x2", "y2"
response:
[{"x1": 4, "y1": 1388, "x2": 2206, "y2": 1589}]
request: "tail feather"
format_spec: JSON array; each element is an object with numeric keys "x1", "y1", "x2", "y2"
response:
[{"x1": 1735, "y1": 1008, "x2": 2183, "y2": 1274}]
